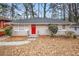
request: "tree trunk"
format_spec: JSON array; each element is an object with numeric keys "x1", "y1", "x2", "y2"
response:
[
  {"x1": 63, "y1": 4, "x2": 65, "y2": 20},
  {"x1": 25, "y1": 6, "x2": 28, "y2": 19},
  {"x1": 43, "y1": 3, "x2": 46, "y2": 18},
  {"x1": 68, "y1": 4, "x2": 72, "y2": 22},
  {"x1": 38, "y1": 4, "x2": 40, "y2": 18},
  {"x1": 11, "y1": 3, "x2": 15, "y2": 20},
  {"x1": 30, "y1": 4, "x2": 34, "y2": 18},
  {"x1": 74, "y1": 3, "x2": 78, "y2": 22}
]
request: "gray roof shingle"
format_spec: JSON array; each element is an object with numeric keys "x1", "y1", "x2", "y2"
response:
[{"x1": 12, "y1": 18, "x2": 75, "y2": 24}]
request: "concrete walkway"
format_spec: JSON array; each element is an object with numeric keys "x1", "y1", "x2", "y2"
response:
[
  {"x1": 0, "y1": 37, "x2": 37, "y2": 46},
  {"x1": 0, "y1": 40, "x2": 31, "y2": 46}
]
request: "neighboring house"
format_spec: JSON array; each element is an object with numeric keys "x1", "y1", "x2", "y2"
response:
[
  {"x1": 10, "y1": 18, "x2": 79, "y2": 37},
  {"x1": 0, "y1": 16, "x2": 11, "y2": 36}
]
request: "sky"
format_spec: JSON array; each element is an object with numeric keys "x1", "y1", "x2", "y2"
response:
[
  {"x1": 0, "y1": 3, "x2": 69, "y2": 19},
  {"x1": 15, "y1": 3, "x2": 25, "y2": 15},
  {"x1": 15, "y1": 3, "x2": 52, "y2": 18}
]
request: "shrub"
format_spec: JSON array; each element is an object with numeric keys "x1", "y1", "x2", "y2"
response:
[
  {"x1": 48, "y1": 24, "x2": 58, "y2": 37},
  {"x1": 65, "y1": 31, "x2": 77, "y2": 38},
  {"x1": 4, "y1": 26, "x2": 12, "y2": 36}
]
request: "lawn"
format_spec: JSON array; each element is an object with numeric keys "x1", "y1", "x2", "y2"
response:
[{"x1": 0, "y1": 36, "x2": 79, "y2": 56}]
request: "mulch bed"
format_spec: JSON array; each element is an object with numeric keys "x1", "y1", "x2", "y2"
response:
[{"x1": 0, "y1": 36, "x2": 79, "y2": 56}]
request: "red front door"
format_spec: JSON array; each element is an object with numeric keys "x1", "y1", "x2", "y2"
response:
[{"x1": 31, "y1": 24, "x2": 36, "y2": 34}]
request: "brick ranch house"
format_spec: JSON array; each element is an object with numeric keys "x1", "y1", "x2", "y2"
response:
[
  {"x1": 0, "y1": 17, "x2": 79, "y2": 37},
  {"x1": 11, "y1": 18, "x2": 79, "y2": 37}
]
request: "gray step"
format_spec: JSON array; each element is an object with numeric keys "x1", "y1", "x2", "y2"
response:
[
  {"x1": 28, "y1": 35, "x2": 38, "y2": 38},
  {"x1": 28, "y1": 37, "x2": 36, "y2": 40}
]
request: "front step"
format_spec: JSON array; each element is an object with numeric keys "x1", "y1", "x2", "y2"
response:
[
  {"x1": 28, "y1": 37, "x2": 36, "y2": 41},
  {"x1": 28, "y1": 35, "x2": 38, "y2": 38}
]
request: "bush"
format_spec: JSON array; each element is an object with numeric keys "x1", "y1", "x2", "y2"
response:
[
  {"x1": 65, "y1": 31, "x2": 77, "y2": 38},
  {"x1": 48, "y1": 24, "x2": 58, "y2": 37},
  {"x1": 4, "y1": 26, "x2": 12, "y2": 36}
]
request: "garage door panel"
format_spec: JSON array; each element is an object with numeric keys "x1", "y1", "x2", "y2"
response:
[{"x1": 37, "y1": 26, "x2": 49, "y2": 35}]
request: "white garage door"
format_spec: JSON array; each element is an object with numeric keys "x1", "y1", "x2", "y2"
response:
[
  {"x1": 37, "y1": 25, "x2": 49, "y2": 35},
  {"x1": 12, "y1": 26, "x2": 29, "y2": 36}
]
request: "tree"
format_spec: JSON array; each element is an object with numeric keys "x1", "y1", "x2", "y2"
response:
[
  {"x1": 49, "y1": 3, "x2": 58, "y2": 19},
  {"x1": 10, "y1": 3, "x2": 21, "y2": 20},
  {"x1": 11, "y1": 4, "x2": 17, "y2": 20},
  {"x1": 68, "y1": 4, "x2": 72, "y2": 22},
  {"x1": 23, "y1": 3, "x2": 37, "y2": 18},
  {"x1": 68, "y1": 3, "x2": 79, "y2": 23},
  {"x1": 23, "y1": 3, "x2": 29, "y2": 19},
  {"x1": 30, "y1": 3, "x2": 34, "y2": 18},
  {"x1": 0, "y1": 3, "x2": 9, "y2": 16},
  {"x1": 43, "y1": 3, "x2": 47, "y2": 18},
  {"x1": 72, "y1": 3, "x2": 78, "y2": 22},
  {"x1": 38, "y1": 3, "x2": 40, "y2": 18},
  {"x1": 63, "y1": 4, "x2": 65, "y2": 20}
]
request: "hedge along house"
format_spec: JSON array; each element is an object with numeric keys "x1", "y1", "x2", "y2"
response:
[{"x1": 11, "y1": 18, "x2": 79, "y2": 37}]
